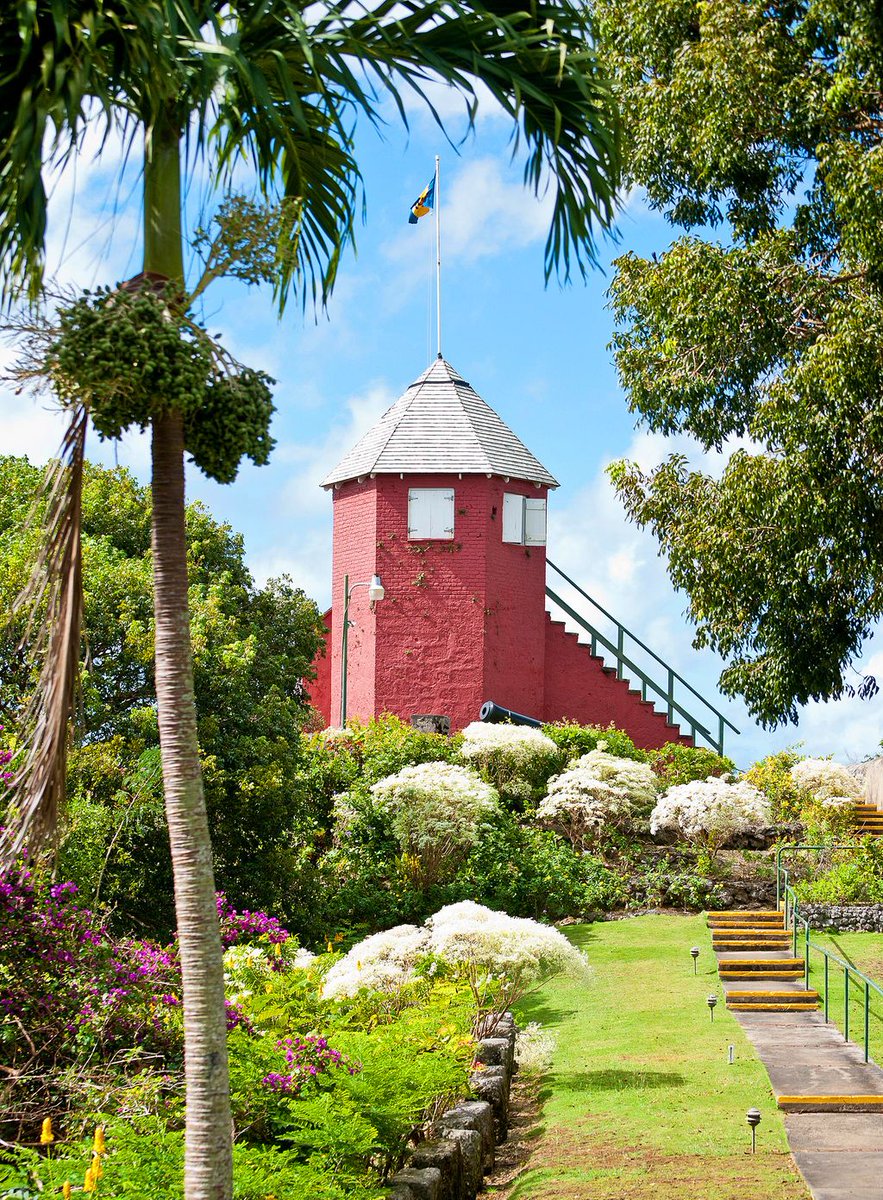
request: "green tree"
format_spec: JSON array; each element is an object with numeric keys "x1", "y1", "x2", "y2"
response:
[
  {"x1": 1, "y1": 2, "x2": 620, "y2": 1193},
  {"x1": 596, "y1": 0, "x2": 883, "y2": 727},
  {"x1": 0, "y1": 455, "x2": 324, "y2": 932}
]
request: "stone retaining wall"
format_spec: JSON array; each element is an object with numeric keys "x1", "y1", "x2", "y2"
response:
[
  {"x1": 801, "y1": 903, "x2": 883, "y2": 932},
  {"x1": 385, "y1": 1013, "x2": 517, "y2": 1200}
]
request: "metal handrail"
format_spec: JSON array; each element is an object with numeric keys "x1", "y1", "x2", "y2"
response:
[
  {"x1": 776, "y1": 844, "x2": 883, "y2": 1063},
  {"x1": 545, "y1": 559, "x2": 739, "y2": 754}
]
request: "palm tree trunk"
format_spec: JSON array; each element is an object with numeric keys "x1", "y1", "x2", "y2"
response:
[{"x1": 145, "y1": 113, "x2": 233, "y2": 1200}]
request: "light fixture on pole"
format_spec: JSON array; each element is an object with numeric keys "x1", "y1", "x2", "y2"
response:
[
  {"x1": 746, "y1": 1108, "x2": 761, "y2": 1154},
  {"x1": 340, "y1": 573, "x2": 385, "y2": 726},
  {"x1": 690, "y1": 946, "x2": 700, "y2": 974},
  {"x1": 707, "y1": 993, "x2": 718, "y2": 1022}
]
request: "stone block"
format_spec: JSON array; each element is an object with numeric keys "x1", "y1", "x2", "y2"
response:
[
  {"x1": 384, "y1": 1186, "x2": 416, "y2": 1200},
  {"x1": 470, "y1": 1066, "x2": 509, "y2": 1142},
  {"x1": 389, "y1": 1167, "x2": 442, "y2": 1200},
  {"x1": 436, "y1": 1101, "x2": 495, "y2": 1171},
  {"x1": 476, "y1": 1036, "x2": 514, "y2": 1077},
  {"x1": 442, "y1": 1128, "x2": 482, "y2": 1199},
  {"x1": 409, "y1": 1139, "x2": 462, "y2": 1200}
]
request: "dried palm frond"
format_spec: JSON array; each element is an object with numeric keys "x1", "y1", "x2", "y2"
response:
[{"x1": 2, "y1": 405, "x2": 87, "y2": 864}]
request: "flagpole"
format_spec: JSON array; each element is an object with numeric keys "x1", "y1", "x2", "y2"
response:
[{"x1": 435, "y1": 155, "x2": 441, "y2": 359}]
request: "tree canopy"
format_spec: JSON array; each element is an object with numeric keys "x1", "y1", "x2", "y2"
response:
[
  {"x1": 596, "y1": 0, "x2": 883, "y2": 726},
  {"x1": 0, "y1": 454, "x2": 325, "y2": 929}
]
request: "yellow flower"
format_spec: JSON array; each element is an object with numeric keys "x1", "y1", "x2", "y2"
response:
[
  {"x1": 273, "y1": 942, "x2": 282, "y2": 958},
  {"x1": 83, "y1": 1164, "x2": 96, "y2": 1193},
  {"x1": 326, "y1": 941, "x2": 333, "y2": 953},
  {"x1": 40, "y1": 1117, "x2": 54, "y2": 1145},
  {"x1": 62, "y1": 1183, "x2": 72, "y2": 1200},
  {"x1": 93, "y1": 1125, "x2": 106, "y2": 1156}
]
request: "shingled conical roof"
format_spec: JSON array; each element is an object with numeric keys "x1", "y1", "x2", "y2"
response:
[{"x1": 321, "y1": 357, "x2": 558, "y2": 488}]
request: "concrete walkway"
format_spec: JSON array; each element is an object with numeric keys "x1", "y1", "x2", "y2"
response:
[{"x1": 715, "y1": 931, "x2": 883, "y2": 1200}]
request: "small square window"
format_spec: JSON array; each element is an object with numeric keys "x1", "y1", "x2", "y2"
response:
[
  {"x1": 503, "y1": 493, "x2": 546, "y2": 546},
  {"x1": 408, "y1": 488, "x2": 455, "y2": 539}
]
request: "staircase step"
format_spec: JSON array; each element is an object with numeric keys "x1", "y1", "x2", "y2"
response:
[
  {"x1": 725, "y1": 990, "x2": 818, "y2": 1001},
  {"x1": 713, "y1": 940, "x2": 793, "y2": 951},
  {"x1": 777, "y1": 1095, "x2": 883, "y2": 1113},
  {"x1": 707, "y1": 910, "x2": 782, "y2": 921},
  {"x1": 711, "y1": 928, "x2": 791, "y2": 938}
]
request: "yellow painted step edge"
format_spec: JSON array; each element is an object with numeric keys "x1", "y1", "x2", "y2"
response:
[
  {"x1": 725, "y1": 991, "x2": 819, "y2": 998},
  {"x1": 728, "y1": 1004, "x2": 818, "y2": 1011},
  {"x1": 707, "y1": 910, "x2": 781, "y2": 918},
  {"x1": 777, "y1": 1095, "x2": 883, "y2": 1108},
  {"x1": 717, "y1": 958, "x2": 803, "y2": 965}
]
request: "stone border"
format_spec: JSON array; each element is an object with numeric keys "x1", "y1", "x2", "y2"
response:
[
  {"x1": 385, "y1": 1013, "x2": 517, "y2": 1200},
  {"x1": 800, "y1": 903, "x2": 883, "y2": 932}
]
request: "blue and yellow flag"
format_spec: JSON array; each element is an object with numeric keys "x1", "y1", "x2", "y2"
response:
[{"x1": 408, "y1": 175, "x2": 435, "y2": 224}]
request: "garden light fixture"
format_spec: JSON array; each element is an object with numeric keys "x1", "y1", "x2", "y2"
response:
[
  {"x1": 340, "y1": 573, "x2": 385, "y2": 725},
  {"x1": 690, "y1": 946, "x2": 699, "y2": 974},
  {"x1": 746, "y1": 1107, "x2": 761, "y2": 1153},
  {"x1": 707, "y1": 993, "x2": 718, "y2": 1022}
]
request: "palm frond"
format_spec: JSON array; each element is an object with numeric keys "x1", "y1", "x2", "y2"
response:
[{"x1": 2, "y1": 405, "x2": 87, "y2": 864}]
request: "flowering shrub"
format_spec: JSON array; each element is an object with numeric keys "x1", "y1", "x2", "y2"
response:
[
  {"x1": 425, "y1": 901, "x2": 590, "y2": 1017},
  {"x1": 515, "y1": 1022, "x2": 557, "y2": 1073},
  {"x1": 744, "y1": 749, "x2": 809, "y2": 821},
  {"x1": 789, "y1": 759, "x2": 862, "y2": 838},
  {"x1": 217, "y1": 892, "x2": 290, "y2": 946},
  {"x1": 369, "y1": 763, "x2": 499, "y2": 887},
  {"x1": 323, "y1": 924, "x2": 429, "y2": 999},
  {"x1": 791, "y1": 758, "x2": 862, "y2": 804},
  {"x1": 542, "y1": 721, "x2": 646, "y2": 764},
  {"x1": 0, "y1": 724, "x2": 13, "y2": 787},
  {"x1": 537, "y1": 749, "x2": 657, "y2": 849},
  {"x1": 458, "y1": 722, "x2": 561, "y2": 804},
  {"x1": 649, "y1": 778, "x2": 771, "y2": 861},
  {"x1": 324, "y1": 901, "x2": 589, "y2": 1024},
  {"x1": 262, "y1": 1034, "x2": 360, "y2": 1095}
]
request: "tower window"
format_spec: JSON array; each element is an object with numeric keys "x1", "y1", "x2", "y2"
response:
[
  {"x1": 503, "y1": 493, "x2": 546, "y2": 546},
  {"x1": 408, "y1": 488, "x2": 455, "y2": 539}
]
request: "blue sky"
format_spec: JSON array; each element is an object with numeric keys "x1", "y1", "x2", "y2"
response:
[{"x1": 3, "y1": 85, "x2": 880, "y2": 768}]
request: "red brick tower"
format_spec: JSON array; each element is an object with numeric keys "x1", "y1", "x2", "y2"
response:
[{"x1": 320, "y1": 357, "x2": 556, "y2": 731}]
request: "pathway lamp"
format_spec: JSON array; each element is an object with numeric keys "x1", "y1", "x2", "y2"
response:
[
  {"x1": 340, "y1": 573, "x2": 385, "y2": 725},
  {"x1": 690, "y1": 946, "x2": 700, "y2": 974},
  {"x1": 746, "y1": 1107, "x2": 761, "y2": 1154},
  {"x1": 707, "y1": 993, "x2": 718, "y2": 1022}
]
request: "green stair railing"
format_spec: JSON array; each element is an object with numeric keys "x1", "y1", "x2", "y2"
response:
[
  {"x1": 545, "y1": 559, "x2": 739, "y2": 755},
  {"x1": 777, "y1": 845, "x2": 883, "y2": 1063}
]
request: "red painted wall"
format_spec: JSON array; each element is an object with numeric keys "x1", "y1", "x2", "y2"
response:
[
  {"x1": 330, "y1": 481, "x2": 378, "y2": 726},
  {"x1": 305, "y1": 608, "x2": 333, "y2": 726},
  {"x1": 542, "y1": 615, "x2": 693, "y2": 749}
]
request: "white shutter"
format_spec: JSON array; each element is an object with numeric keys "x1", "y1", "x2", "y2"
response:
[
  {"x1": 409, "y1": 488, "x2": 454, "y2": 539},
  {"x1": 502, "y1": 493, "x2": 524, "y2": 543},
  {"x1": 524, "y1": 498, "x2": 547, "y2": 546},
  {"x1": 429, "y1": 488, "x2": 455, "y2": 539}
]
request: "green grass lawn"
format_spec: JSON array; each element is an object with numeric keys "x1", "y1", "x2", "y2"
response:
[
  {"x1": 505, "y1": 914, "x2": 809, "y2": 1200},
  {"x1": 806, "y1": 930, "x2": 883, "y2": 1066}
]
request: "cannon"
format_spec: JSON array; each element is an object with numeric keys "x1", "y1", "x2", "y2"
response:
[{"x1": 478, "y1": 700, "x2": 542, "y2": 728}]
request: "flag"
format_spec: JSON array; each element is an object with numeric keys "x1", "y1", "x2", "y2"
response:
[{"x1": 408, "y1": 175, "x2": 435, "y2": 224}]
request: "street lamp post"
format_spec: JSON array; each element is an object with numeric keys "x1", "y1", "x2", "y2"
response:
[{"x1": 340, "y1": 573, "x2": 385, "y2": 726}]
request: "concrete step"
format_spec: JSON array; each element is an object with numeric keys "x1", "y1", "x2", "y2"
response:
[
  {"x1": 778, "y1": 1095, "x2": 883, "y2": 1113},
  {"x1": 707, "y1": 910, "x2": 782, "y2": 922},
  {"x1": 714, "y1": 939, "x2": 794, "y2": 951},
  {"x1": 707, "y1": 915, "x2": 785, "y2": 929},
  {"x1": 711, "y1": 928, "x2": 791, "y2": 939},
  {"x1": 726, "y1": 990, "x2": 819, "y2": 1004}
]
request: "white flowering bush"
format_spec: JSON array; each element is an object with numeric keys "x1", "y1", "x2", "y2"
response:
[
  {"x1": 323, "y1": 901, "x2": 589, "y2": 1023},
  {"x1": 322, "y1": 923, "x2": 429, "y2": 1000},
  {"x1": 515, "y1": 1022, "x2": 557, "y2": 1073},
  {"x1": 426, "y1": 900, "x2": 590, "y2": 1016},
  {"x1": 649, "y1": 777, "x2": 771, "y2": 861},
  {"x1": 536, "y1": 750, "x2": 658, "y2": 849},
  {"x1": 370, "y1": 762, "x2": 500, "y2": 887},
  {"x1": 790, "y1": 758, "x2": 861, "y2": 837},
  {"x1": 458, "y1": 721, "x2": 561, "y2": 805},
  {"x1": 791, "y1": 759, "x2": 862, "y2": 805}
]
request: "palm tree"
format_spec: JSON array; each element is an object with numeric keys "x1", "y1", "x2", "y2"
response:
[{"x1": 1, "y1": 2, "x2": 620, "y2": 1196}]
